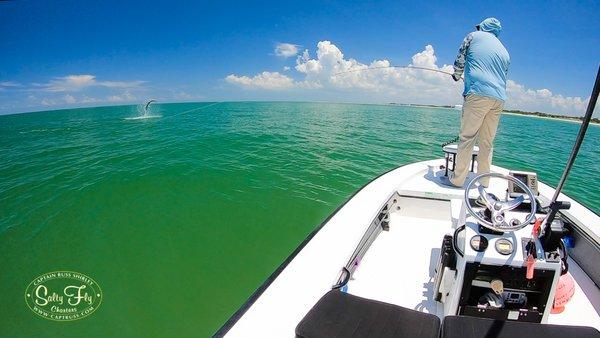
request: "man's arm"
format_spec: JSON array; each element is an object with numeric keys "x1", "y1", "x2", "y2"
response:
[{"x1": 453, "y1": 33, "x2": 473, "y2": 81}]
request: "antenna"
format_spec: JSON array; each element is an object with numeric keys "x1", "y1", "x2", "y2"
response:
[
  {"x1": 541, "y1": 66, "x2": 600, "y2": 250},
  {"x1": 550, "y1": 67, "x2": 600, "y2": 203}
]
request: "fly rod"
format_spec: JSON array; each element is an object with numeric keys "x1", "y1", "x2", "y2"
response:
[
  {"x1": 541, "y1": 66, "x2": 600, "y2": 249},
  {"x1": 334, "y1": 64, "x2": 463, "y2": 147},
  {"x1": 550, "y1": 66, "x2": 600, "y2": 203},
  {"x1": 333, "y1": 65, "x2": 459, "y2": 79}
]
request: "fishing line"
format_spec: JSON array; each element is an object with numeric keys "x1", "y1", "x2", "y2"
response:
[
  {"x1": 334, "y1": 65, "x2": 464, "y2": 148},
  {"x1": 332, "y1": 65, "x2": 460, "y2": 79},
  {"x1": 161, "y1": 101, "x2": 222, "y2": 120},
  {"x1": 121, "y1": 101, "x2": 221, "y2": 135}
]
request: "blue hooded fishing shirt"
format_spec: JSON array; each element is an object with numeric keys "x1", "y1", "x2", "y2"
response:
[{"x1": 453, "y1": 18, "x2": 510, "y2": 101}]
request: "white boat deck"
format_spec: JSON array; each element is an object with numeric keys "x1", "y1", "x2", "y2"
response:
[
  {"x1": 221, "y1": 159, "x2": 600, "y2": 337},
  {"x1": 347, "y1": 207, "x2": 600, "y2": 329},
  {"x1": 348, "y1": 213, "x2": 449, "y2": 317}
]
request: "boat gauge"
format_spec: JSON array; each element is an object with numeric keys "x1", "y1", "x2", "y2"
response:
[
  {"x1": 470, "y1": 235, "x2": 488, "y2": 252},
  {"x1": 495, "y1": 238, "x2": 514, "y2": 255}
]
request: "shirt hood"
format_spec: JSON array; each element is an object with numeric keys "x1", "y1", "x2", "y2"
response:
[{"x1": 476, "y1": 18, "x2": 502, "y2": 37}]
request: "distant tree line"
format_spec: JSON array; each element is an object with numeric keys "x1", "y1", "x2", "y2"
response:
[
  {"x1": 503, "y1": 109, "x2": 600, "y2": 124},
  {"x1": 390, "y1": 103, "x2": 599, "y2": 124}
]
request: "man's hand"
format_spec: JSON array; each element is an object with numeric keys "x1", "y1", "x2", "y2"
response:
[{"x1": 452, "y1": 73, "x2": 461, "y2": 82}]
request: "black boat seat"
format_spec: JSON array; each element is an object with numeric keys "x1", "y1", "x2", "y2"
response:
[
  {"x1": 442, "y1": 315, "x2": 600, "y2": 338},
  {"x1": 295, "y1": 290, "x2": 440, "y2": 338}
]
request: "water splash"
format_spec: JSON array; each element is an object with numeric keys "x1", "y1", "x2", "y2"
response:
[{"x1": 125, "y1": 99, "x2": 161, "y2": 120}]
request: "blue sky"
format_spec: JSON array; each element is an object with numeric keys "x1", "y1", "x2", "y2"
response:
[{"x1": 0, "y1": 0, "x2": 598, "y2": 115}]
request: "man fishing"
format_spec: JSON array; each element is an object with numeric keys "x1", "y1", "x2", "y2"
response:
[{"x1": 446, "y1": 17, "x2": 510, "y2": 188}]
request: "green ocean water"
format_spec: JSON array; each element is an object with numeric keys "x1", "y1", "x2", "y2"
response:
[{"x1": 0, "y1": 102, "x2": 598, "y2": 337}]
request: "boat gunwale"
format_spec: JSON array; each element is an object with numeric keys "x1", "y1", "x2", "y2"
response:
[
  {"x1": 213, "y1": 160, "x2": 600, "y2": 336},
  {"x1": 212, "y1": 165, "x2": 403, "y2": 337}
]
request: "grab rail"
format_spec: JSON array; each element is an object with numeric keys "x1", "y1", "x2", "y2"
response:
[{"x1": 332, "y1": 192, "x2": 400, "y2": 289}]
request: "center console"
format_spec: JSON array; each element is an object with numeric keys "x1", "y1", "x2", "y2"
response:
[
  {"x1": 453, "y1": 217, "x2": 562, "y2": 323},
  {"x1": 437, "y1": 202, "x2": 563, "y2": 323}
]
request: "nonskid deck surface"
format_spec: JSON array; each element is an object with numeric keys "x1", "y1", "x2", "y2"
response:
[
  {"x1": 220, "y1": 159, "x2": 600, "y2": 337},
  {"x1": 346, "y1": 198, "x2": 600, "y2": 330},
  {"x1": 346, "y1": 213, "x2": 450, "y2": 318}
]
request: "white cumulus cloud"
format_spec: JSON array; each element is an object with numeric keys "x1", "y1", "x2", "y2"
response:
[
  {"x1": 37, "y1": 93, "x2": 102, "y2": 106},
  {"x1": 505, "y1": 80, "x2": 590, "y2": 114},
  {"x1": 225, "y1": 71, "x2": 295, "y2": 90},
  {"x1": 41, "y1": 98, "x2": 58, "y2": 106},
  {"x1": 80, "y1": 96, "x2": 101, "y2": 104},
  {"x1": 43, "y1": 75, "x2": 96, "y2": 91},
  {"x1": 293, "y1": 41, "x2": 458, "y2": 98},
  {"x1": 226, "y1": 40, "x2": 592, "y2": 116},
  {"x1": 0, "y1": 81, "x2": 22, "y2": 88},
  {"x1": 64, "y1": 94, "x2": 76, "y2": 104},
  {"x1": 174, "y1": 92, "x2": 193, "y2": 100},
  {"x1": 107, "y1": 91, "x2": 135, "y2": 103},
  {"x1": 274, "y1": 43, "x2": 299, "y2": 58},
  {"x1": 40, "y1": 74, "x2": 145, "y2": 92},
  {"x1": 99, "y1": 80, "x2": 145, "y2": 88}
]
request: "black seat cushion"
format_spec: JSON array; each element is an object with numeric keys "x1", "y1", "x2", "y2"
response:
[
  {"x1": 295, "y1": 290, "x2": 440, "y2": 338},
  {"x1": 442, "y1": 315, "x2": 600, "y2": 338}
]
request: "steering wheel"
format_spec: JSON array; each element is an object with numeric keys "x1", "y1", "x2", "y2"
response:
[{"x1": 464, "y1": 173, "x2": 537, "y2": 232}]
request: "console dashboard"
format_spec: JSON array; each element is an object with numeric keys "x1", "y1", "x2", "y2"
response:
[{"x1": 453, "y1": 217, "x2": 562, "y2": 323}]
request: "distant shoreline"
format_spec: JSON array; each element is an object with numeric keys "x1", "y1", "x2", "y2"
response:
[
  {"x1": 2, "y1": 101, "x2": 598, "y2": 126},
  {"x1": 392, "y1": 103, "x2": 599, "y2": 125},
  {"x1": 501, "y1": 109, "x2": 599, "y2": 125}
]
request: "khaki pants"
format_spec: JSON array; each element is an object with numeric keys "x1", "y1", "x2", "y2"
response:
[{"x1": 450, "y1": 94, "x2": 503, "y2": 187}]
